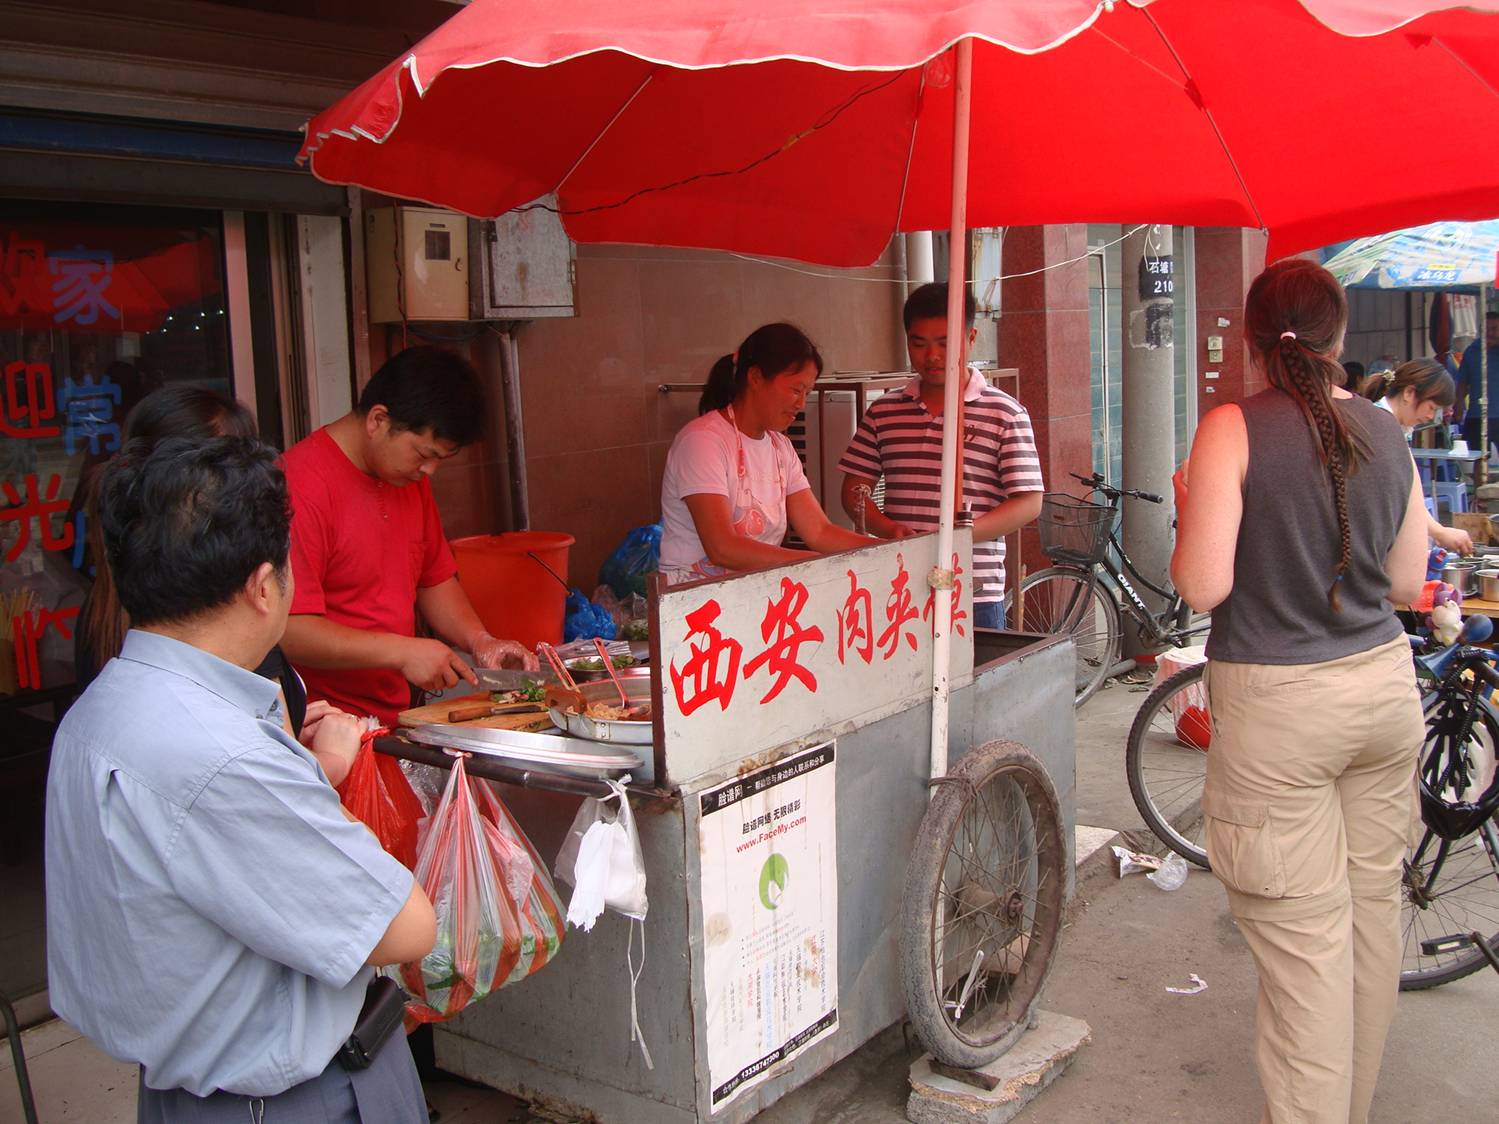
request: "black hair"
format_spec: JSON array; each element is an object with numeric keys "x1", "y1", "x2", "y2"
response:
[
  {"x1": 698, "y1": 323, "x2": 823, "y2": 415},
  {"x1": 98, "y1": 437, "x2": 291, "y2": 627},
  {"x1": 903, "y1": 282, "x2": 977, "y2": 332},
  {"x1": 1341, "y1": 360, "x2": 1366, "y2": 383},
  {"x1": 357, "y1": 346, "x2": 485, "y2": 446},
  {"x1": 1358, "y1": 358, "x2": 1454, "y2": 408},
  {"x1": 125, "y1": 383, "x2": 257, "y2": 444}
]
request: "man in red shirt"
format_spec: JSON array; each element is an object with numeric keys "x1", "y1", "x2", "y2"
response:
[{"x1": 281, "y1": 346, "x2": 536, "y2": 724}]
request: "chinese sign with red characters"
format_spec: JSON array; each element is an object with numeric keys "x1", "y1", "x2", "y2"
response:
[
  {"x1": 658, "y1": 532, "x2": 973, "y2": 782},
  {"x1": 1, "y1": 205, "x2": 231, "y2": 693}
]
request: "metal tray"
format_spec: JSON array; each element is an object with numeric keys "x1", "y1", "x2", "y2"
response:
[
  {"x1": 406, "y1": 723, "x2": 641, "y2": 777},
  {"x1": 549, "y1": 677, "x2": 653, "y2": 746}
]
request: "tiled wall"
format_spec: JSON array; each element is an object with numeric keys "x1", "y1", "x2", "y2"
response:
[{"x1": 512, "y1": 244, "x2": 907, "y2": 590}]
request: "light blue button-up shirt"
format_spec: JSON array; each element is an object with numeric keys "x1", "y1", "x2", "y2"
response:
[{"x1": 45, "y1": 630, "x2": 413, "y2": 1097}]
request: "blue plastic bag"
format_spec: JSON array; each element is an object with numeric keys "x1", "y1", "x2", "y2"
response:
[
  {"x1": 599, "y1": 524, "x2": 661, "y2": 601},
  {"x1": 564, "y1": 590, "x2": 617, "y2": 642}
]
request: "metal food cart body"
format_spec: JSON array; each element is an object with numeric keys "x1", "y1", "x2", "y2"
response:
[{"x1": 426, "y1": 532, "x2": 1077, "y2": 1122}]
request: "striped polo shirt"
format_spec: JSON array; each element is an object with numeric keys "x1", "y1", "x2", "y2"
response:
[{"x1": 837, "y1": 369, "x2": 1043, "y2": 603}]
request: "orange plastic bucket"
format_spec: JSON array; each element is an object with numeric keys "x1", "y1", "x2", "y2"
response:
[{"x1": 451, "y1": 531, "x2": 575, "y2": 651}]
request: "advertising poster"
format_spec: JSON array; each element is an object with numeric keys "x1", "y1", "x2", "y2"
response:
[{"x1": 697, "y1": 743, "x2": 838, "y2": 1110}]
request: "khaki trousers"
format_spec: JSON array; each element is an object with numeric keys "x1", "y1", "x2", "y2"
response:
[{"x1": 1204, "y1": 636, "x2": 1423, "y2": 1124}]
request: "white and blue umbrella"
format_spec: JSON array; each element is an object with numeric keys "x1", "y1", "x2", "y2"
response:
[{"x1": 1324, "y1": 220, "x2": 1499, "y2": 290}]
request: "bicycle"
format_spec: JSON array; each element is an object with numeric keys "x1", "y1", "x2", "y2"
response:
[
  {"x1": 1005, "y1": 471, "x2": 1208, "y2": 707},
  {"x1": 1126, "y1": 634, "x2": 1499, "y2": 990}
]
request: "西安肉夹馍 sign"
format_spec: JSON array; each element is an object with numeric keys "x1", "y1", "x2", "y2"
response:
[{"x1": 656, "y1": 532, "x2": 974, "y2": 783}]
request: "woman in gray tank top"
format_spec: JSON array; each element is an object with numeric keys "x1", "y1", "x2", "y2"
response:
[{"x1": 1170, "y1": 259, "x2": 1428, "y2": 1124}]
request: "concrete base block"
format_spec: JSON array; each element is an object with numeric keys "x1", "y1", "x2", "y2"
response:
[{"x1": 906, "y1": 1010, "x2": 1091, "y2": 1124}]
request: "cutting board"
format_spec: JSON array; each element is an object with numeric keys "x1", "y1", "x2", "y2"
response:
[{"x1": 397, "y1": 693, "x2": 553, "y2": 732}]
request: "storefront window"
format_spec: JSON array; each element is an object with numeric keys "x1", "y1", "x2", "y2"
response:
[{"x1": 0, "y1": 201, "x2": 230, "y2": 694}]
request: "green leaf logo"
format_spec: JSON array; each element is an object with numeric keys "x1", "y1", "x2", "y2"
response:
[{"x1": 759, "y1": 853, "x2": 789, "y2": 910}]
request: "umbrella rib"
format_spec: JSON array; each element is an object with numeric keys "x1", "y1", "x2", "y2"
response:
[
  {"x1": 1139, "y1": 9, "x2": 1267, "y2": 233},
  {"x1": 553, "y1": 69, "x2": 659, "y2": 197},
  {"x1": 891, "y1": 63, "x2": 927, "y2": 237},
  {"x1": 1432, "y1": 36, "x2": 1499, "y2": 100}
]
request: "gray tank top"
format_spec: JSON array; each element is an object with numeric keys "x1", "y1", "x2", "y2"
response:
[{"x1": 1205, "y1": 389, "x2": 1412, "y2": 665}]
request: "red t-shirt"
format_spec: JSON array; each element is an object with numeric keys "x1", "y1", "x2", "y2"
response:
[{"x1": 282, "y1": 428, "x2": 457, "y2": 724}]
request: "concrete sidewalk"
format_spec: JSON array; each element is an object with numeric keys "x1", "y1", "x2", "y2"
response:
[{"x1": 6, "y1": 675, "x2": 1497, "y2": 1122}]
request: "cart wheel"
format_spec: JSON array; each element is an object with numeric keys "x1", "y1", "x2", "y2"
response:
[{"x1": 899, "y1": 741, "x2": 1065, "y2": 1070}]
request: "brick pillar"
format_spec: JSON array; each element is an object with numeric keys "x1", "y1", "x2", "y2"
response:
[
  {"x1": 997, "y1": 224, "x2": 1092, "y2": 584},
  {"x1": 1193, "y1": 228, "x2": 1268, "y2": 411}
]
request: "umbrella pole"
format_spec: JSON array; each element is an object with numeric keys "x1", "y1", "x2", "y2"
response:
[
  {"x1": 1483, "y1": 283, "x2": 1490, "y2": 487},
  {"x1": 930, "y1": 38, "x2": 973, "y2": 786}
]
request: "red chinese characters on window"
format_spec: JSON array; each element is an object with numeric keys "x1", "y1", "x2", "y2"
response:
[
  {"x1": 877, "y1": 552, "x2": 921, "y2": 659},
  {"x1": 0, "y1": 473, "x2": 76, "y2": 562},
  {"x1": 12, "y1": 605, "x2": 80, "y2": 690},
  {"x1": 1, "y1": 361, "x2": 60, "y2": 440},
  {"x1": 836, "y1": 569, "x2": 874, "y2": 666},
  {"x1": 922, "y1": 552, "x2": 968, "y2": 639},
  {"x1": 743, "y1": 577, "x2": 824, "y2": 704},
  {"x1": 669, "y1": 599, "x2": 744, "y2": 716}
]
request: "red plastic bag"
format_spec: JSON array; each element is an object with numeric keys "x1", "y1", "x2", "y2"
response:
[
  {"x1": 337, "y1": 731, "x2": 426, "y2": 869},
  {"x1": 400, "y1": 756, "x2": 565, "y2": 1024}
]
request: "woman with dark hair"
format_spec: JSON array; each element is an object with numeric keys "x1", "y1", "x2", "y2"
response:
[
  {"x1": 1170, "y1": 259, "x2": 1428, "y2": 1123},
  {"x1": 1360, "y1": 358, "x2": 1471, "y2": 553},
  {"x1": 76, "y1": 385, "x2": 309, "y2": 733},
  {"x1": 660, "y1": 323, "x2": 877, "y2": 582}
]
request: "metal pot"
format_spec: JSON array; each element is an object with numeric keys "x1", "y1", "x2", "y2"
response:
[
  {"x1": 1479, "y1": 569, "x2": 1499, "y2": 603},
  {"x1": 1442, "y1": 561, "x2": 1480, "y2": 595}
]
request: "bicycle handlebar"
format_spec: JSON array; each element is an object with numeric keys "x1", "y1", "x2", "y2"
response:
[{"x1": 1069, "y1": 471, "x2": 1164, "y2": 505}]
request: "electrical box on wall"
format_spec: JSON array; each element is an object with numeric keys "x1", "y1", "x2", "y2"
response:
[
  {"x1": 366, "y1": 206, "x2": 469, "y2": 322},
  {"x1": 469, "y1": 197, "x2": 575, "y2": 320}
]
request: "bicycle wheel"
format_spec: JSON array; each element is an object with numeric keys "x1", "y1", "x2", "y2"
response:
[
  {"x1": 1125, "y1": 663, "x2": 1210, "y2": 869},
  {"x1": 1400, "y1": 691, "x2": 1499, "y2": 990},
  {"x1": 1006, "y1": 567, "x2": 1120, "y2": 707},
  {"x1": 899, "y1": 741, "x2": 1066, "y2": 1069}
]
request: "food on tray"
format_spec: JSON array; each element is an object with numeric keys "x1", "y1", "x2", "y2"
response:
[
  {"x1": 492, "y1": 680, "x2": 547, "y2": 704},
  {"x1": 622, "y1": 619, "x2": 650, "y2": 642},
  {"x1": 567, "y1": 654, "x2": 638, "y2": 671},
  {"x1": 577, "y1": 701, "x2": 652, "y2": 722}
]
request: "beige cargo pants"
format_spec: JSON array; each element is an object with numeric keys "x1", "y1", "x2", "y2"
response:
[{"x1": 1204, "y1": 636, "x2": 1423, "y2": 1124}]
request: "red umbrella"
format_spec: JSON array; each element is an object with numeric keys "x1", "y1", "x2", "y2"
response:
[
  {"x1": 299, "y1": 0, "x2": 1499, "y2": 775},
  {"x1": 302, "y1": 0, "x2": 1499, "y2": 267}
]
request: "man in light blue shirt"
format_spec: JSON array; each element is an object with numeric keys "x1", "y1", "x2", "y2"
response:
[{"x1": 46, "y1": 437, "x2": 436, "y2": 1122}]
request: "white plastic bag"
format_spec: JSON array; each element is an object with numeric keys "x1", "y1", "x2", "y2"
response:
[
  {"x1": 554, "y1": 778, "x2": 653, "y2": 1068},
  {"x1": 555, "y1": 778, "x2": 648, "y2": 927}
]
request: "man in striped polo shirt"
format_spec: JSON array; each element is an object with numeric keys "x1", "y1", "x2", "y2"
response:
[{"x1": 838, "y1": 283, "x2": 1043, "y2": 630}]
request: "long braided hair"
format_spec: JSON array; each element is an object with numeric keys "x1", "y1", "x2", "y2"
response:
[{"x1": 1244, "y1": 259, "x2": 1370, "y2": 611}]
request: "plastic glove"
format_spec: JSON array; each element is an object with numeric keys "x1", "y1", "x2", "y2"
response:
[{"x1": 472, "y1": 631, "x2": 540, "y2": 671}]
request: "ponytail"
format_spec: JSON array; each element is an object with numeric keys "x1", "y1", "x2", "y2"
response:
[
  {"x1": 1245, "y1": 259, "x2": 1368, "y2": 612},
  {"x1": 698, "y1": 354, "x2": 739, "y2": 415}
]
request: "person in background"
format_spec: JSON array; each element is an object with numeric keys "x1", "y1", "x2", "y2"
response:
[
  {"x1": 838, "y1": 283, "x2": 1043, "y2": 629},
  {"x1": 659, "y1": 322, "x2": 879, "y2": 583},
  {"x1": 73, "y1": 384, "x2": 312, "y2": 732},
  {"x1": 1341, "y1": 359, "x2": 1366, "y2": 386},
  {"x1": 1455, "y1": 310, "x2": 1499, "y2": 454},
  {"x1": 1172, "y1": 258, "x2": 1427, "y2": 1124},
  {"x1": 1359, "y1": 358, "x2": 1473, "y2": 555},
  {"x1": 280, "y1": 346, "x2": 536, "y2": 727},
  {"x1": 47, "y1": 436, "x2": 435, "y2": 1122}
]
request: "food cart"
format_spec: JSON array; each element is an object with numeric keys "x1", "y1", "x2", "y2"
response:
[{"x1": 378, "y1": 528, "x2": 1075, "y2": 1123}]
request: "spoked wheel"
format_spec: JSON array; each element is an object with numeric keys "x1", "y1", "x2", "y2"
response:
[
  {"x1": 1006, "y1": 567, "x2": 1120, "y2": 707},
  {"x1": 899, "y1": 741, "x2": 1066, "y2": 1069},
  {"x1": 1400, "y1": 692, "x2": 1499, "y2": 990},
  {"x1": 1125, "y1": 663, "x2": 1210, "y2": 869}
]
